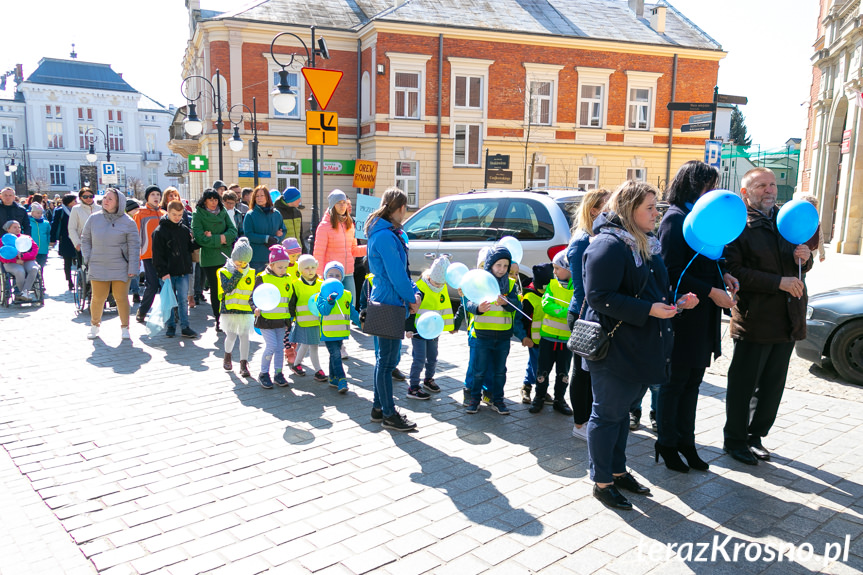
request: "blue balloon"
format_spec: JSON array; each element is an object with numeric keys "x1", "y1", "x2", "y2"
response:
[
  {"x1": 308, "y1": 294, "x2": 321, "y2": 317},
  {"x1": 460, "y1": 269, "x2": 500, "y2": 304},
  {"x1": 270, "y1": 190, "x2": 281, "y2": 203},
  {"x1": 0, "y1": 245, "x2": 17, "y2": 259},
  {"x1": 445, "y1": 262, "x2": 469, "y2": 289},
  {"x1": 320, "y1": 278, "x2": 344, "y2": 301},
  {"x1": 254, "y1": 326, "x2": 262, "y2": 336},
  {"x1": 689, "y1": 190, "x2": 747, "y2": 247},
  {"x1": 416, "y1": 311, "x2": 445, "y2": 340},
  {"x1": 777, "y1": 199, "x2": 819, "y2": 245},
  {"x1": 683, "y1": 213, "x2": 724, "y2": 260},
  {"x1": 1, "y1": 233, "x2": 16, "y2": 247}
]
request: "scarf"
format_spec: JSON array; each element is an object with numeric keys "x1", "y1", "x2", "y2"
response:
[
  {"x1": 63, "y1": 206, "x2": 72, "y2": 216},
  {"x1": 604, "y1": 226, "x2": 660, "y2": 268}
]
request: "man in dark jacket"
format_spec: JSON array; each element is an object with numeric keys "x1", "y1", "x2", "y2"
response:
[
  {"x1": 273, "y1": 187, "x2": 305, "y2": 253},
  {"x1": 723, "y1": 168, "x2": 813, "y2": 466},
  {"x1": 0, "y1": 187, "x2": 30, "y2": 236},
  {"x1": 152, "y1": 200, "x2": 199, "y2": 338}
]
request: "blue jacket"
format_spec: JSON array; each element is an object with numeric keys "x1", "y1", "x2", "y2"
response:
[
  {"x1": 465, "y1": 245, "x2": 527, "y2": 341},
  {"x1": 29, "y1": 216, "x2": 52, "y2": 255},
  {"x1": 242, "y1": 205, "x2": 286, "y2": 264},
  {"x1": 582, "y1": 213, "x2": 674, "y2": 386},
  {"x1": 566, "y1": 230, "x2": 590, "y2": 316},
  {"x1": 366, "y1": 216, "x2": 418, "y2": 314}
]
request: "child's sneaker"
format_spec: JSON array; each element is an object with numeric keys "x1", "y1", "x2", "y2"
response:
[
  {"x1": 462, "y1": 387, "x2": 471, "y2": 406},
  {"x1": 423, "y1": 378, "x2": 441, "y2": 393},
  {"x1": 466, "y1": 398, "x2": 481, "y2": 414},
  {"x1": 407, "y1": 387, "x2": 431, "y2": 400},
  {"x1": 259, "y1": 373, "x2": 274, "y2": 389},
  {"x1": 481, "y1": 390, "x2": 492, "y2": 404},
  {"x1": 491, "y1": 400, "x2": 510, "y2": 415},
  {"x1": 328, "y1": 376, "x2": 338, "y2": 388},
  {"x1": 289, "y1": 364, "x2": 305, "y2": 376},
  {"x1": 521, "y1": 384, "x2": 532, "y2": 404},
  {"x1": 313, "y1": 370, "x2": 328, "y2": 382},
  {"x1": 274, "y1": 372, "x2": 289, "y2": 387},
  {"x1": 337, "y1": 379, "x2": 348, "y2": 394}
]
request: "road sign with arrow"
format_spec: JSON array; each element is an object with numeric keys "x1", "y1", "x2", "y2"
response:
[{"x1": 306, "y1": 111, "x2": 339, "y2": 146}]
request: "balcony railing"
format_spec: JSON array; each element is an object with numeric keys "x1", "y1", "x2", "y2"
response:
[{"x1": 143, "y1": 151, "x2": 162, "y2": 162}]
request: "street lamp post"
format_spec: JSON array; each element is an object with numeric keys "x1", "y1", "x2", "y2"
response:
[
  {"x1": 228, "y1": 97, "x2": 259, "y2": 187},
  {"x1": 4, "y1": 145, "x2": 27, "y2": 195},
  {"x1": 85, "y1": 126, "x2": 111, "y2": 163},
  {"x1": 270, "y1": 28, "x2": 330, "y2": 247},
  {"x1": 181, "y1": 69, "x2": 224, "y2": 181}
]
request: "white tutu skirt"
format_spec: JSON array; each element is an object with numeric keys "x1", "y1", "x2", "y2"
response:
[{"x1": 222, "y1": 313, "x2": 253, "y2": 335}]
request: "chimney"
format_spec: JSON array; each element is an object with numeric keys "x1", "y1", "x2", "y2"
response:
[
  {"x1": 650, "y1": 6, "x2": 667, "y2": 34},
  {"x1": 628, "y1": 0, "x2": 644, "y2": 19}
]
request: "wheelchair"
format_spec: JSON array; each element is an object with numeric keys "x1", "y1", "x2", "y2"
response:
[{"x1": 0, "y1": 262, "x2": 45, "y2": 308}]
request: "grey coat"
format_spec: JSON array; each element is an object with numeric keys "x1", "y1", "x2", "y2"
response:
[{"x1": 81, "y1": 191, "x2": 141, "y2": 282}]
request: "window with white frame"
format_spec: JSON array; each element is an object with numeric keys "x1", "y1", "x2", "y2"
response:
[
  {"x1": 453, "y1": 124, "x2": 481, "y2": 167},
  {"x1": 78, "y1": 124, "x2": 94, "y2": 150},
  {"x1": 625, "y1": 71, "x2": 662, "y2": 131},
  {"x1": 145, "y1": 133, "x2": 156, "y2": 153},
  {"x1": 454, "y1": 75, "x2": 483, "y2": 109},
  {"x1": 626, "y1": 168, "x2": 647, "y2": 182},
  {"x1": 147, "y1": 167, "x2": 158, "y2": 186},
  {"x1": 576, "y1": 67, "x2": 613, "y2": 129},
  {"x1": 108, "y1": 125, "x2": 124, "y2": 152},
  {"x1": 47, "y1": 122, "x2": 64, "y2": 149},
  {"x1": 45, "y1": 105, "x2": 62, "y2": 119},
  {"x1": 77, "y1": 107, "x2": 93, "y2": 121},
  {"x1": 532, "y1": 164, "x2": 549, "y2": 188},
  {"x1": 272, "y1": 71, "x2": 301, "y2": 119},
  {"x1": 529, "y1": 81, "x2": 552, "y2": 125},
  {"x1": 396, "y1": 161, "x2": 419, "y2": 207},
  {"x1": 107, "y1": 109, "x2": 123, "y2": 123},
  {"x1": 524, "y1": 63, "x2": 563, "y2": 127},
  {"x1": 578, "y1": 166, "x2": 598, "y2": 190},
  {"x1": 1, "y1": 125, "x2": 13, "y2": 149},
  {"x1": 49, "y1": 164, "x2": 66, "y2": 186},
  {"x1": 394, "y1": 72, "x2": 420, "y2": 119},
  {"x1": 387, "y1": 53, "x2": 432, "y2": 121}
]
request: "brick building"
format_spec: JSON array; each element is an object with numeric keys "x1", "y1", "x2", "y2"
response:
[
  {"x1": 171, "y1": 0, "x2": 724, "y2": 220},
  {"x1": 799, "y1": 0, "x2": 863, "y2": 254}
]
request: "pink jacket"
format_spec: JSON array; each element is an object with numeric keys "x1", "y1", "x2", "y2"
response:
[
  {"x1": 0, "y1": 234, "x2": 38, "y2": 264},
  {"x1": 313, "y1": 212, "x2": 366, "y2": 274}
]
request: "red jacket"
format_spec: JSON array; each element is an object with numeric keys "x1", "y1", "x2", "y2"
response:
[
  {"x1": 133, "y1": 206, "x2": 164, "y2": 260},
  {"x1": 0, "y1": 234, "x2": 39, "y2": 263}
]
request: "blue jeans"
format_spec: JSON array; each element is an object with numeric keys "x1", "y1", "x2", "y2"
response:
[
  {"x1": 373, "y1": 337, "x2": 401, "y2": 416},
  {"x1": 325, "y1": 340, "x2": 345, "y2": 380},
  {"x1": 471, "y1": 338, "x2": 510, "y2": 403},
  {"x1": 129, "y1": 274, "x2": 139, "y2": 296},
  {"x1": 523, "y1": 345, "x2": 539, "y2": 386},
  {"x1": 260, "y1": 327, "x2": 286, "y2": 373},
  {"x1": 163, "y1": 274, "x2": 190, "y2": 329},
  {"x1": 373, "y1": 337, "x2": 401, "y2": 368},
  {"x1": 409, "y1": 336, "x2": 438, "y2": 389},
  {"x1": 588, "y1": 366, "x2": 648, "y2": 483},
  {"x1": 631, "y1": 384, "x2": 660, "y2": 414}
]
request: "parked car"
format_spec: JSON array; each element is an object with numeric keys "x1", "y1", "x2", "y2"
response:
[
  {"x1": 401, "y1": 188, "x2": 583, "y2": 283},
  {"x1": 795, "y1": 285, "x2": 863, "y2": 385}
]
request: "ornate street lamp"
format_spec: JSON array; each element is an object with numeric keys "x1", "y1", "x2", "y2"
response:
[
  {"x1": 228, "y1": 98, "x2": 260, "y2": 187},
  {"x1": 85, "y1": 126, "x2": 111, "y2": 163},
  {"x1": 181, "y1": 70, "x2": 224, "y2": 180}
]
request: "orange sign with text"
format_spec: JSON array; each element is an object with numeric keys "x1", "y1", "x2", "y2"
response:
[
  {"x1": 302, "y1": 68, "x2": 343, "y2": 110},
  {"x1": 353, "y1": 160, "x2": 378, "y2": 189}
]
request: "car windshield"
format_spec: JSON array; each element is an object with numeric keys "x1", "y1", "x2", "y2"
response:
[{"x1": 441, "y1": 198, "x2": 502, "y2": 241}]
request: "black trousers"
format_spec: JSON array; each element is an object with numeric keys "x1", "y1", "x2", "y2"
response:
[
  {"x1": 202, "y1": 265, "x2": 222, "y2": 321},
  {"x1": 723, "y1": 339, "x2": 795, "y2": 450},
  {"x1": 137, "y1": 259, "x2": 159, "y2": 317},
  {"x1": 567, "y1": 311, "x2": 592, "y2": 425},
  {"x1": 536, "y1": 338, "x2": 571, "y2": 402},
  {"x1": 658, "y1": 365, "x2": 705, "y2": 448}
]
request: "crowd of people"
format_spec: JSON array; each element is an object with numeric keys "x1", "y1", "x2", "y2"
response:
[{"x1": 0, "y1": 161, "x2": 817, "y2": 511}]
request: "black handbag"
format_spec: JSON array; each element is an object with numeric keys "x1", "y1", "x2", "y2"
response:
[
  {"x1": 568, "y1": 265, "x2": 650, "y2": 361},
  {"x1": 361, "y1": 280, "x2": 406, "y2": 340}
]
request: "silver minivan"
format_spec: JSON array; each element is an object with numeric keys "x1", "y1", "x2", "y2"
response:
[{"x1": 402, "y1": 188, "x2": 583, "y2": 282}]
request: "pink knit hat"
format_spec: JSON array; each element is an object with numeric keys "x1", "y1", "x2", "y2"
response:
[{"x1": 268, "y1": 245, "x2": 291, "y2": 264}]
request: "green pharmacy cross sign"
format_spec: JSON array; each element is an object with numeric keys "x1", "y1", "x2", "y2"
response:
[{"x1": 188, "y1": 155, "x2": 209, "y2": 173}]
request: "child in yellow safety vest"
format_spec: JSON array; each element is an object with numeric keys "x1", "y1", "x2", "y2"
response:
[
  {"x1": 281, "y1": 237, "x2": 303, "y2": 364},
  {"x1": 218, "y1": 238, "x2": 257, "y2": 378},
  {"x1": 529, "y1": 250, "x2": 574, "y2": 415},
  {"x1": 405, "y1": 256, "x2": 453, "y2": 399},
  {"x1": 520, "y1": 263, "x2": 554, "y2": 405},
  {"x1": 315, "y1": 261, "x2": 352, "y2": 394},
  {"x1": 288, "y1": 255, "x2": 326, "y2": 381},
  {"x1": 254, "y1": 245, "x2": 294, "y2": 389}
]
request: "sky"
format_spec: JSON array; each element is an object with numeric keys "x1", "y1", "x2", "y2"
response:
[{"x1": 3, "y1": 0, "x2": 819, "y2": 149}]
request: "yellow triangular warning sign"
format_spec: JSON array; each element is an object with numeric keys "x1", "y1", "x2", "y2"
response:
[{"x1": 302, "y1": 68, "x2": 344, "y2": 111}]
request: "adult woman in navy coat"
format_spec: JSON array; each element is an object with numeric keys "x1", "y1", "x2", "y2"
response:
[
  {"x1": 50, "y1": 193, "x2": 79, "y2": 291},
  {"x1": 656, "y1": 161, "x2": 739, "y2": 472},
  {"x1": 581, "y1": 181, "x2": 698, "y2": 510}
]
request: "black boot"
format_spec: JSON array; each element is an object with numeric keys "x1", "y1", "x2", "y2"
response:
[
  {"x1": 678, "y1": 445, "x2": 709, "y2": 471},
  {"x1": 528, "y1": 397, "x2": 544, "y2": 414},
  {"x1": 654, "y1": 442, "x2": 689, "y2": 473}
]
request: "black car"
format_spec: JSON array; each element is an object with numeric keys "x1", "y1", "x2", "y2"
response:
[{"x1": 795, "y1": 285, "x2": 863, "y2": 385}]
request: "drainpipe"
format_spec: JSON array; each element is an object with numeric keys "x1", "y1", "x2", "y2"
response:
[
  {"x1": 356, "y1": 38, "x2": 362, "y2": 195},
  {"x1": 665, "y1": 53, "x2": 677, "y2": 192},
  {"x1": 436, "y1": 33, "x2": 443, "y2": 199}
]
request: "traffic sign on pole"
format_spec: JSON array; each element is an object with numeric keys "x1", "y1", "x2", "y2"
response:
[
  {"x1": 681, "y1": 122, "x2": 711, "y2": 132},
  {"x1": 302, "y1": 68, "x2": 344, "y2": 111},
  {"x1": 667, "y1": 102, "x2": 716, "y2": 112},
  {"x1": 100, "y1": 162, "x2": 118, "y2": 185},
  {"x1": 306, "y1": 111, "x2": 339, "y2": 146},
  {"x1": 689, "y1": 113, "x2": 713, "y2": 124},
  {"x1": 188, "y1": 155, "x2": 209, "y2": 172},
  {"x1": 717, "y1": 94, "x2": 748, "y2": 105}
]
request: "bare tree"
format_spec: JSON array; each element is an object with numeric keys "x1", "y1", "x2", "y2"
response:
[{"x1": 126, "y1": 177, "x2": 144, "y2": 200}]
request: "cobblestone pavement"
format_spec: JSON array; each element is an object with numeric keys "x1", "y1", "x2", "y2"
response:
[{"x1": 1, "y1": 252, "x2": 862, "y2": 575}]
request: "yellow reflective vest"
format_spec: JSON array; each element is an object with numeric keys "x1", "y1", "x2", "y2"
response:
[
  {"x1": 471, "y1": 277, "x2": 516, "y2": 333},
  {"x1": 320, "y1": 290, "x2": 352, "y2": 340},
  {"x1": 292, "y1": 276, "x2": 323, "y2": 327},
  {"x1": 218, "y1": 266, "x2": 256, "y2": 312},
  {"x1": 416, "y1": 279, "x2": 454, "y2": 333},
  {"x1": 540, "y1": 278, "x2": 574, "y2": 341},
  {"x1": 523, "y1": 291, "x2": 544, "y2": 344},
  {"x1": 258, "y1": 271, "x2": 293, "y2": 320}
]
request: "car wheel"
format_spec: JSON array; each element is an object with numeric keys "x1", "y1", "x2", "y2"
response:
[{"x1": 828, "y1": 320, "x2": 863, "y2": 385}]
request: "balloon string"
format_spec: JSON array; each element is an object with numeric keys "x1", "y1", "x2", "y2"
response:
[
  {"x1": 501, "y1": 299, "x2": 533, "y2": 321},
  {"x1": 717, "y1": 262, "x2": 731, "y2": 298},
  {"x1": 673, "y1": 252, "x2": 699, "y2": 305}
]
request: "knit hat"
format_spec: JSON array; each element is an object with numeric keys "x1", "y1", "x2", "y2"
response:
[
  {"x1": 230, "y1": 237, "x2": 253, "y2": 263},
  {"x1": 125, "y1": 199, "x2": 140, "y2": 213},
  {"x1": 552, "y1": 250, "x2": 569, "y2": 269},
  {"x1": 282, "y1": 187, "x2": 301, "y2": 204},
  {"x1": 212, "y1": 180, "x2": 227, "y2": 191},
  {"x1": 327, "y1": 189, "x2": 347, "y2": 209},
  {"x1": 323, "y1": 261, "x2": 345, "y2": 280},
  {"x1": 297, "y1": 254, "x2": 318, "y2": 270},
  {"x1": 268, "y1": 244, "x2": 291, "y2": 264},
  {"x1": 144, "y1": 185, "x2": 162, "y2": 203},
  {"x1": 29, "y1": 202, "x2": 44, "y2": 214},
  {"x1": 428, "y1": 256, "x2": 449, "y2": 285},
  {"x1": 281, "y1": 237, "x2": 302, "y2": 254},
  {"x1": 531, "y1": 263, "x2": 554, "y2": 290}
]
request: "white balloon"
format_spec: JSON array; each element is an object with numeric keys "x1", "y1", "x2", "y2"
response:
[
  {"x1": 252, "y1": 283, "x2": 281, "y2": 312},
  {"x1": 14, "y1": 235, "x2": 32, "y2": 253},
  {"x1": 498, "y1": 235, "x2": 523, "y2": 264}
]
